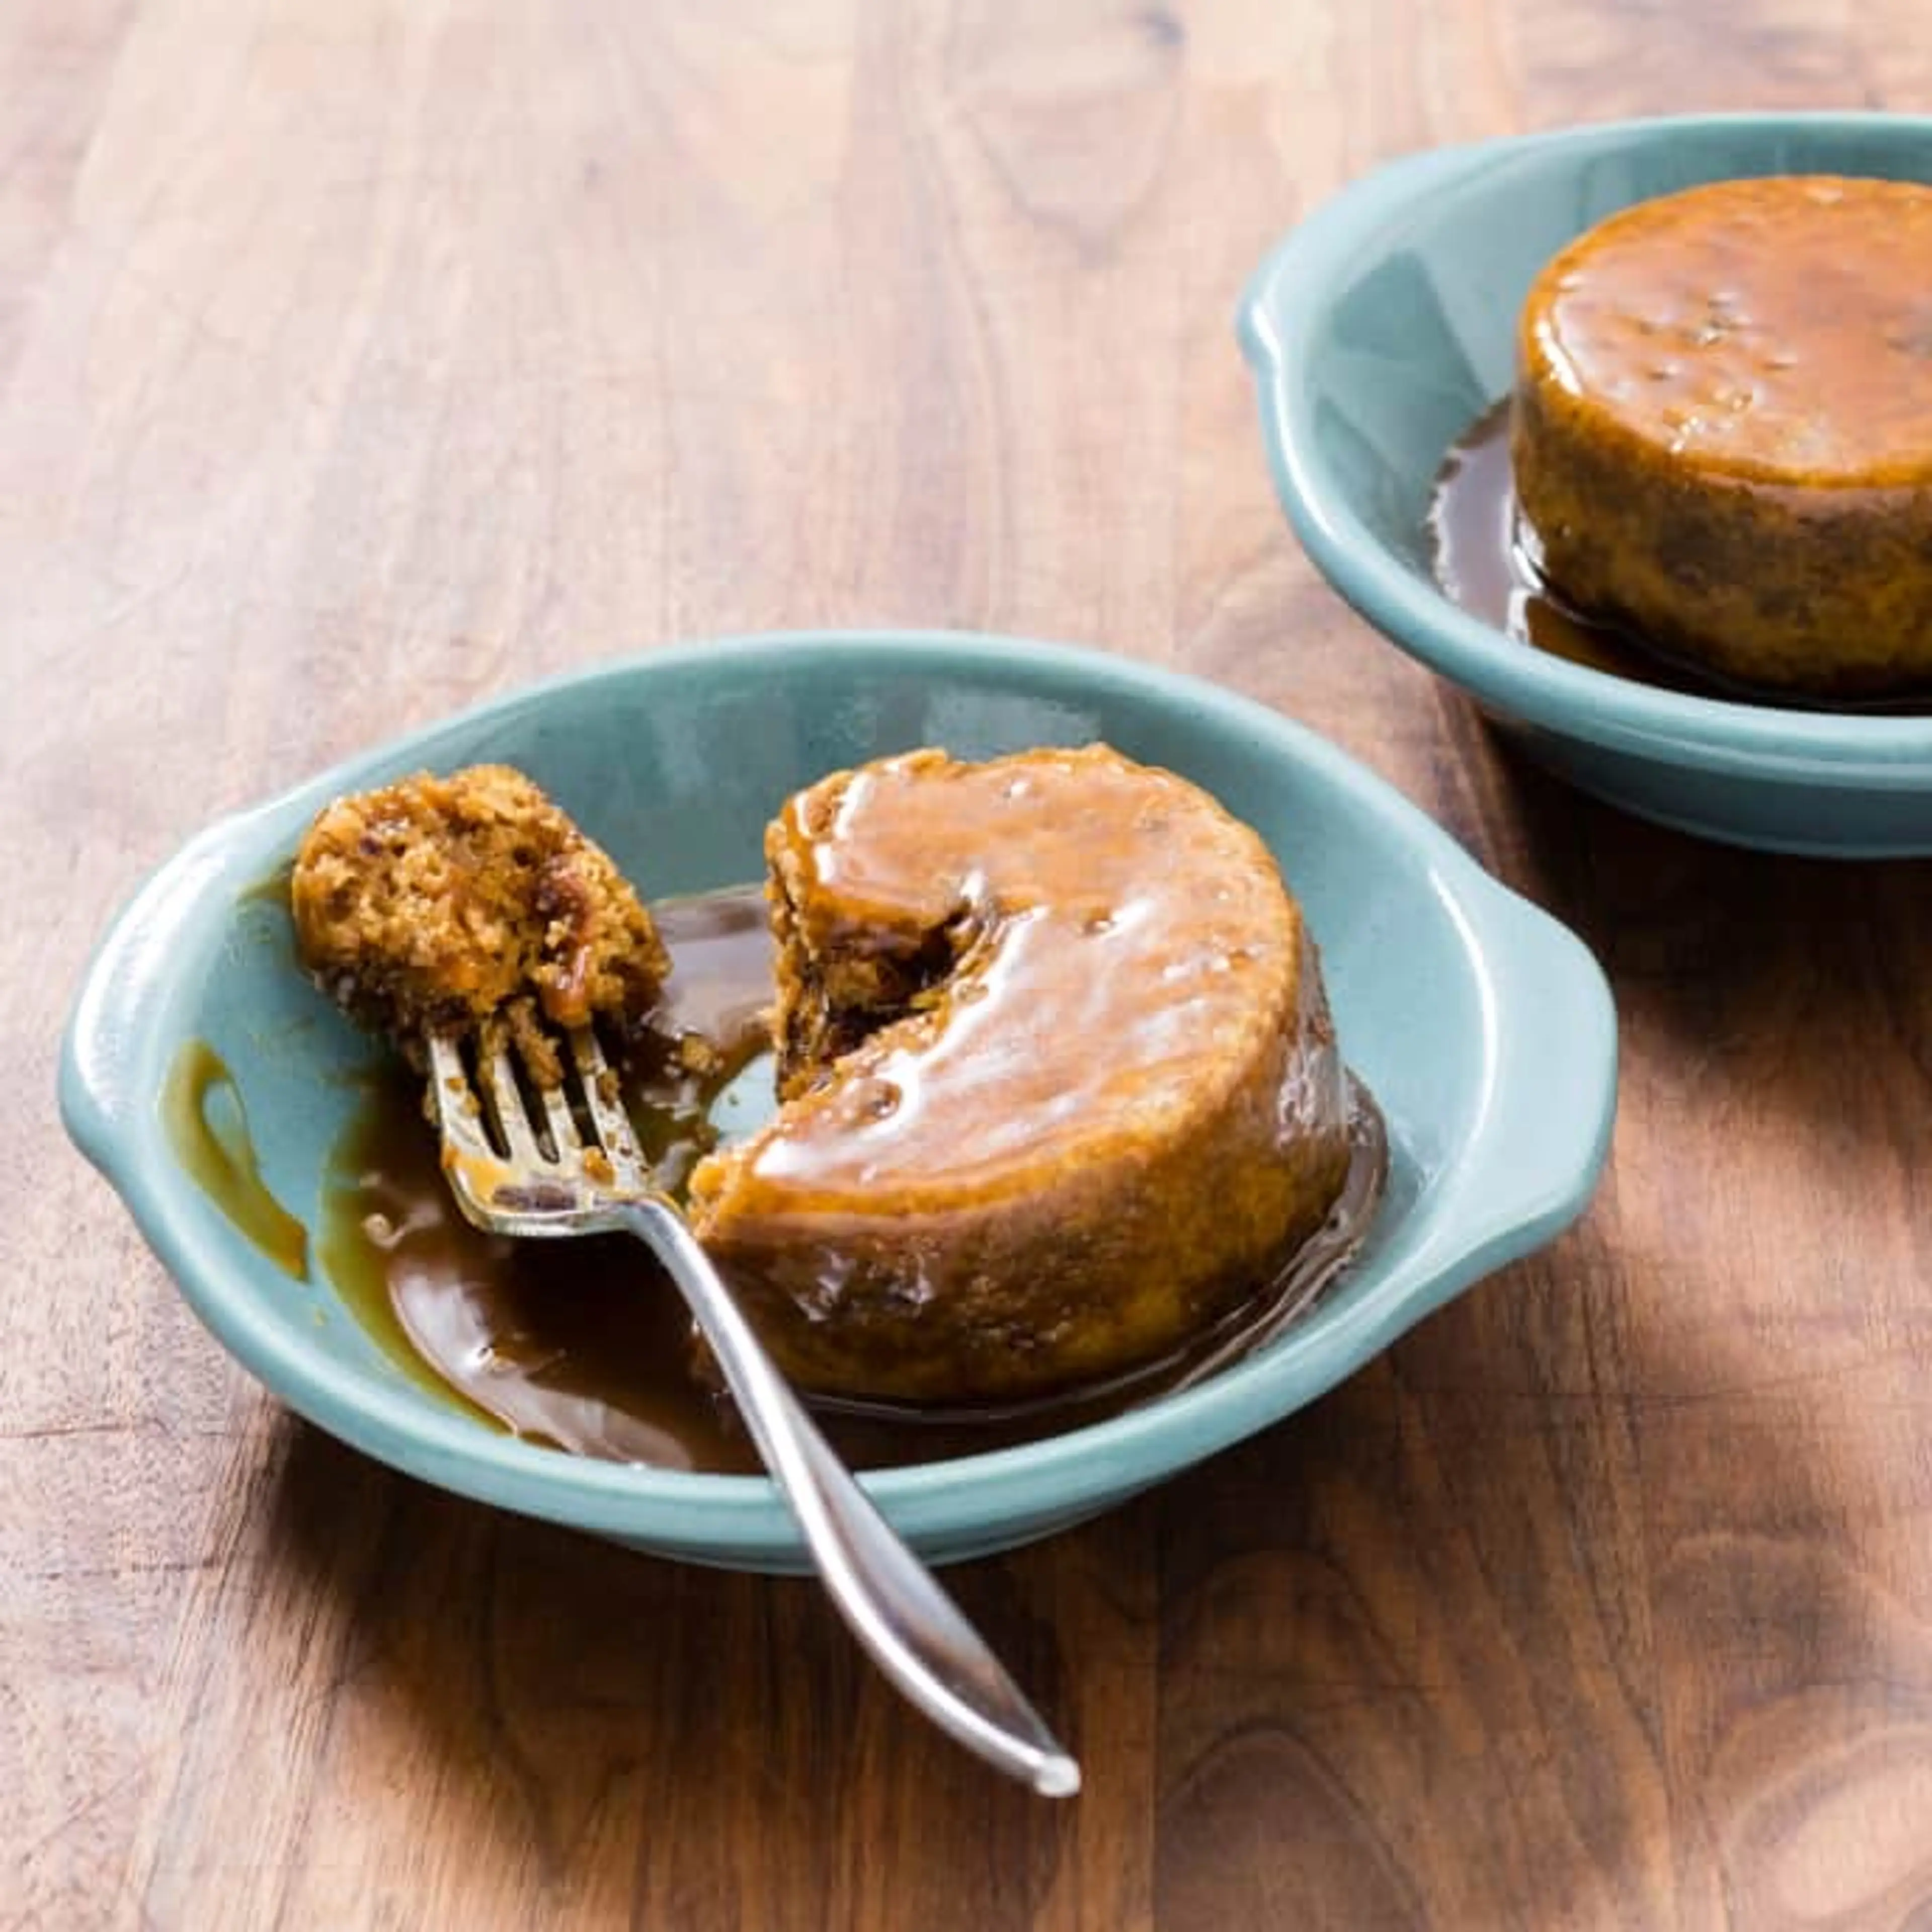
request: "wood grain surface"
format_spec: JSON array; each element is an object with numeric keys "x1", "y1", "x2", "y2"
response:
[{"x1": 9, "y1": 2, "x2": 1932, "y2": 1926}]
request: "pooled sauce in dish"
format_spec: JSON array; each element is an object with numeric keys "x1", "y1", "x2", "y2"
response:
[
  {"x1": 321, "y1": 884, "x2": 1388, "y2": 1473},
  {"x1": 163, "y1": 1040, "x2": 310, "y2": 1279},
  {"x1": 1427, "y1": 400, "x2": 1932, "y2": 714}
]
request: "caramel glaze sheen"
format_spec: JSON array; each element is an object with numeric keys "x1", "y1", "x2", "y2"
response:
[
  {"x1": 1513, "y1": 174, "x2": 1932, "y2": 696},
  {"x1": 321, "y1": 884, "x2": 1386, "y2": 1474},
  {"x1": 689, "y1": 747, "x2": 1355, "y2": 1406}
]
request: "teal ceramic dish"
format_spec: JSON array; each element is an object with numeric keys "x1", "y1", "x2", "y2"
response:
[
  {"x1": 61, "y1": 631, "x2": 1615, "y2": 1573},
  {"x1": 1240, "y1": 112, "x2": 1932, "y2": 857}
]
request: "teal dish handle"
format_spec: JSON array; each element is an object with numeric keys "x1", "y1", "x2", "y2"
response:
[
  {"x1": 1422, "y1": 877, "x2": 1617, "y2": 1298},
  {"x1": 1236, "y1": 142, "x2": 1478, "y2": 385},
  {"x1": 61, "y1": 827, "x2": 237, "y2": 1176},
  {"x1": 1299, "y1": 868, "x2": 1614, "y2": 1391}
]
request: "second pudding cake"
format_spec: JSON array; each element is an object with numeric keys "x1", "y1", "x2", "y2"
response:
[
  {"x1": 688, "y1": 745, "x2": 1353, "y2": 1405},
  {"x1": 1513, "y1": 175, "x2": 1932, "y2": 697}
]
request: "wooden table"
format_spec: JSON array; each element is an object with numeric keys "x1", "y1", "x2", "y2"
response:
[{"x1": 11, "y1": 3, "x2": 1932, "y2": 1925}]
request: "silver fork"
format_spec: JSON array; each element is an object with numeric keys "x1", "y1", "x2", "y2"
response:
[{"x1": 426, "y1": 1023, "x2": 1081, "y2": 1799}]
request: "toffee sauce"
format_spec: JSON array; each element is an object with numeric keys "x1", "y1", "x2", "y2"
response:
[
  {"x1": 163, "y1": 1040, "x2": 310, "y2": 1279},
  {"x1": 321, "y1": 886, "x2": 1388, "y2": 1474},
  {"x1": 1427, "y1": 400, "x2": 1932, "y2": 715}
]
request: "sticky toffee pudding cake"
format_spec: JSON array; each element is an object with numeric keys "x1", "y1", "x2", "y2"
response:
[
  {"x1": 291, "y1": 763, "x2": 667, "y2": 1075},
  {"x1": 689, "y1": 746, "x2": 1353, "y2": 1405},
  {"x1": 1512, "y1": 175, "x2": 1932, "y2": 698}
]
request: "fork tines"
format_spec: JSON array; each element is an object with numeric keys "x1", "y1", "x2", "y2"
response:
[
  {"x1": 427, "y1": 1021, "x2": 646, "y2": 1189},
  {"x1": 561, "y1": 1024, "x2": 648, "y2": 1185}
]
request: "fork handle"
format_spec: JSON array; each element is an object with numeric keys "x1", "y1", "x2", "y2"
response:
[{"x1": 612, "y1": 1197, "x2": 1082, "y2": 1799}]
